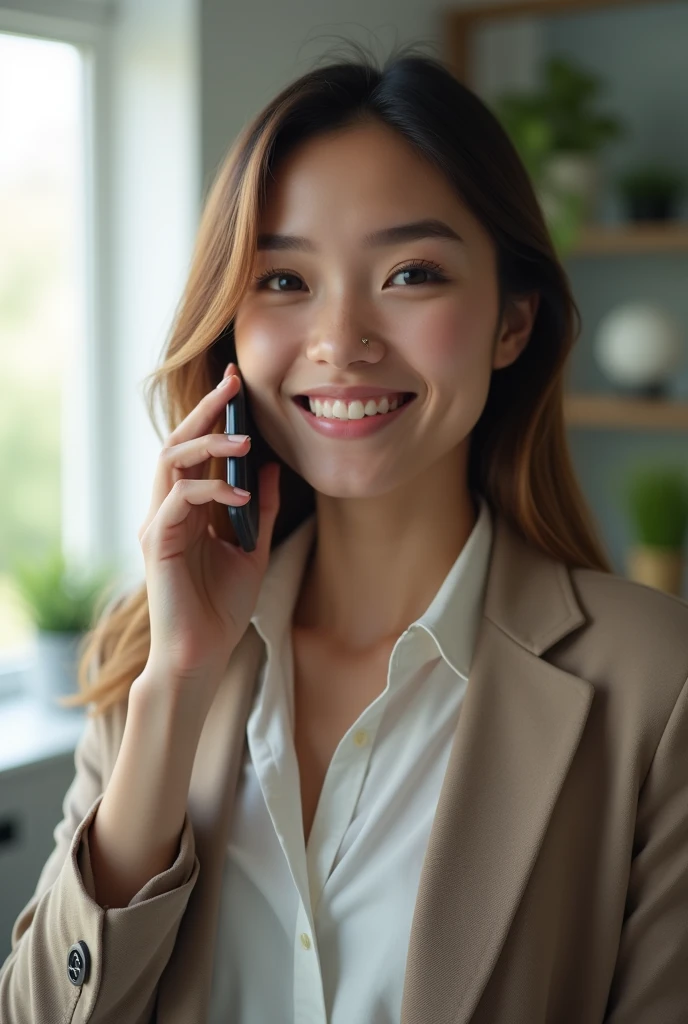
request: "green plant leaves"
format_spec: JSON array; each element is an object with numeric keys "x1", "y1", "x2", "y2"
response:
[
  {"x1": 493, "y1": 55, "x2": 626, "y2": 256},
  {"x1": 495, "y1": 56, "x2": 624, "y2": 158},
  {"x1": 9, "y1": 545, "x2": 115, "y2": 632},
  {"x1": 622, "y1": 463, "x2": 688, "y2": 549}
]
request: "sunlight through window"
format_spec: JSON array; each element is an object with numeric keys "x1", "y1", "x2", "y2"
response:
[{"x1": 0, "y1": 33, "x2": 84, "y2": 661}]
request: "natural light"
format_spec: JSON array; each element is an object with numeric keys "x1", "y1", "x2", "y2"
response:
[{"x1": 0, "y1": 32, "x2": 84, "y2": 663}]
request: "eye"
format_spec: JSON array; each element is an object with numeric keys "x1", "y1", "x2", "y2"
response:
[
  {"x1": 253, "y1": 268, "x2": 303, "y2": 291},
  {"x1": 386, "y1": 259, "x2": 448, "y2": 287}
]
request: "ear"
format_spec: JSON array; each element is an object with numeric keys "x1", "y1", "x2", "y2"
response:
[{"x1": 492, "y1": 292, "x2": 540, "y2": 371}]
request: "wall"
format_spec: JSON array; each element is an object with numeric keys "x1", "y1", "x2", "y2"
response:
[
  {"x1": 200, "y1": 2, "x2": 446, "y2": 194},
  {"x1": 107, "y1": 0, "x2": 201, "y2": 587}
]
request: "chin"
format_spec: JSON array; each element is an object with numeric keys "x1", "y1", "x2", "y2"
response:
[{"x1": 301, "y1": 467, "x2": 402, "y2": 500}]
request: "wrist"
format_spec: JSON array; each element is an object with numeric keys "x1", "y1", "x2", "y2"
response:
[{"x1": 129, "y1": 670, "x2": 207, "y2": 759}]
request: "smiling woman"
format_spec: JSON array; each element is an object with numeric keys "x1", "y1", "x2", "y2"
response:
[
  {"x1": 5, "y1": 36, "x2": 688, "y2": 1024},
  {"x1": 62, "y1": 36, "x2": 614, "y2": 719}
]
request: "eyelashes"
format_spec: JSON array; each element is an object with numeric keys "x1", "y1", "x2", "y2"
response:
[{"x1": 252, "y1": 258, "x2": 449, "y2": 291}]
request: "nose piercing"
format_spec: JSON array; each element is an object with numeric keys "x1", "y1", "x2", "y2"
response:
[{"x1": 361, "y1": 337, "x2": 369, "y2": 347}]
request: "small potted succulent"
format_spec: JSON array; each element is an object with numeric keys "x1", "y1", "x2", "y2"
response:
[
  {"x1": 10, "y1": 545, "x2": 115, "y2": 708},
  {"x1": 617, "y1": 166, "x2": 684, "y2": 222},
  {"x1": 496, "y1": 56, "x2": 625, "y2": 251},
  {"x1": 621, "y1": 463, "x2": 688, "y2": 596}
]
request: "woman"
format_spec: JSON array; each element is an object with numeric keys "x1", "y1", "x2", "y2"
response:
[{"x1": 2, "y1": 42, "x2": 688, "y2": 1024}]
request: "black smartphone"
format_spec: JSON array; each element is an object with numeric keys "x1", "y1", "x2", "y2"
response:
[{"x1": 225, "y1": 378, "x2": 260, "y2": 552}]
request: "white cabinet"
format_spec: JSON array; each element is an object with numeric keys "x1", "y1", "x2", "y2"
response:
[{"x1": 0, "y1": 700, "x2": 87, "y2": 964}]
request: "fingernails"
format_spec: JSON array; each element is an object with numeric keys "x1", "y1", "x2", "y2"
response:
[{"x1": 216, "y1": 375, "x2": 234, "y2": 389}]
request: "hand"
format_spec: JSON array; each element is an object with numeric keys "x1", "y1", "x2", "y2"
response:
[{"x1": 134, "y1": 362, "x2": 280, "y2": 717}]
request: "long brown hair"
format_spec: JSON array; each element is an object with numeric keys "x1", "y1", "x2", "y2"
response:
[{"x1": 61, "y1": 40, "x2": 611, "y2": 718}]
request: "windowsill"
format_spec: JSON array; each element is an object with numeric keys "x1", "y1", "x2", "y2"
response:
[{"x1": 0, "y1": 692, "x2": 87, "y2": 777}]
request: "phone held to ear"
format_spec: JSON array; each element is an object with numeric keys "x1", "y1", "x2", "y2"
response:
[{"x1": 225, "y1": 378, "x2": 260, "y2": 552}]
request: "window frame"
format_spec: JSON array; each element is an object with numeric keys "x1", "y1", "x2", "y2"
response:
[{"x1": 0, "y1": 2, "x2": 114, "y2": 697}]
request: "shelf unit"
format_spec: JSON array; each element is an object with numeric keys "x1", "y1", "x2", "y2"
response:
[
  {"x1": 564, "y1": 394, "x2": 688, "y2": 430},
  {"x1": 444, "y1": 0, "x2": 669, "y2": 84},
  {"x1": 572, "y1": 222, "x2": 688, "y2": 256},
  {"x1": 443, "y1": 0, "x2": 688, "y2": 433}
]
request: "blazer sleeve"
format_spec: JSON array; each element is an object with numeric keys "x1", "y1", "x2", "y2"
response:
[
  {"x1": 0, "y1": 697, "x2": 201, "y2": 1024},
  {"x1": 604, "y1": 669, "x2": 688, "y2": 1023}
]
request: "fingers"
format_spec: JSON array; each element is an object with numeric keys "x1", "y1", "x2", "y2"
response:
[
  {"x1": 140, "y1": 478, "x2": 251, "y2": 558},
  {"x1": 163, "y1": 432, "x2": 250, "y2": 473},
  {"x1": 167, "y1": 363, "x2": 241, "y2": 448},
  {"x1": 143, "y1": 431, "x2": 250, "y2": 536}
]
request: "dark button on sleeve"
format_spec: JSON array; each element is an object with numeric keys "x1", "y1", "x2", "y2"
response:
[{"x1": 67, "y1": 940, "x2": 91, "y2": 986}]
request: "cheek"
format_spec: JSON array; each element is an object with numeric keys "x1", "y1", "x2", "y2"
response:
[
  {"x1": 234, "y1": 310, "x2": 294, "y2": 391},
  {"x1": 407, "y1": 297, "x2": 495, "y2": 382},
  {"x1": 233, "y1": 311, "x2": 298, "y2": 454},
  {"x1": 235, "y1": 318, "x2": 275, "y2": 371}
]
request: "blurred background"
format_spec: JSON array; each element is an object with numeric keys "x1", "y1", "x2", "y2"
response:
[{"x1": 0, "y1": 0, "x2": 687, "y2": 961}]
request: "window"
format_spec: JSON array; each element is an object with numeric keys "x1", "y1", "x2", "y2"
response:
[{"x1": 0, "y1": 32, "x2": 86, "y2": 687}]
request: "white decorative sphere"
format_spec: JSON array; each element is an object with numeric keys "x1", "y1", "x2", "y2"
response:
[{"x1": 593, "y1": 303, "x2": 685, "y2": 389}]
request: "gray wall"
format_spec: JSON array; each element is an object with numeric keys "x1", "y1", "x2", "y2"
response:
[{"x1": 200, "y1": 1, "x2": 448, "y2": 192}]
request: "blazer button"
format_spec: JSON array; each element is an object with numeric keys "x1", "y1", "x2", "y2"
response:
[{"x1": 67, "y1": 941, "x2": 91, "y2": 986}]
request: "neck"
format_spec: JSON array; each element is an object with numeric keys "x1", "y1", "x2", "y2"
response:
[{"x1": 292, "y1": 445, "x2": 478, "y2": 651}]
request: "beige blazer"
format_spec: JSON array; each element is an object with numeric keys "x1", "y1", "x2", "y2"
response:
[{"x1": 2, "y1": 511, "x2": 688, "y2": 1024}]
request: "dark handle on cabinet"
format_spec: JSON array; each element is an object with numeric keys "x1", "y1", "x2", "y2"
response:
[{"x1": 0, "y1": 815, "x2": 20, "y2": 849}]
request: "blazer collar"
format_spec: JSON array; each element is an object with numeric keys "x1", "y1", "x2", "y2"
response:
[
  {"x1": 157, "y1": 509, "x2": 593, "y2": 1024},
  {"x1": 484, "y1": 508, "x2": 587, "y2": 653}
]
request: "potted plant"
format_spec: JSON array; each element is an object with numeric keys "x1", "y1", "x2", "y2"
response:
[
  {"x1": 10, "y1": 545, "x2": 115, "y2": 708},
  {"x1": 621, "y1": 463, "x2": 688, "y2": 596},
  {"x1": 617, "y1": 166, "x2": 684, "y2": 222},
  {"x1": 496, "y1": 56, "x2": 625, "y2": 249}
]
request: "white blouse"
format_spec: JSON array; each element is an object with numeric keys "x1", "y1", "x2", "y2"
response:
[{"x1": 208, "y1": 494, "x2": 494, "y2": 1023}]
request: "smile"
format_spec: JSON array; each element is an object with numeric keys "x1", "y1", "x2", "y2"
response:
[{"x1": 292, "y1": 393, "x2": 417, "y2": 438}]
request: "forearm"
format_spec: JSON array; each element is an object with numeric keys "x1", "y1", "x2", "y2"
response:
[{"x1": 88, "y1": 677, "x2": 204, "y2": 909}]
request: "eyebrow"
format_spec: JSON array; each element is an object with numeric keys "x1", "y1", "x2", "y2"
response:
[{"x1": 256, "y1": 218, "x2": 465, "y2": 253}]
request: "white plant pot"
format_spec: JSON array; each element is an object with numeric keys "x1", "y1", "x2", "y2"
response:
[
  {"x1": 542, "y1": 152, "x2": 601, "y2": 222},
  {"x1": 30, "y1": 629, "x2": 84, "y2": 708}
]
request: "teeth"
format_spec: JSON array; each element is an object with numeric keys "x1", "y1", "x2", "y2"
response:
[{"x1": 308, "y1": 395, "x2": 403, "y2": 419}]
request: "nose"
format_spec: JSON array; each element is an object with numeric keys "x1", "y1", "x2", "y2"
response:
[{"x1": 305, "y1": 314, "x2": 382, "y2": 369}]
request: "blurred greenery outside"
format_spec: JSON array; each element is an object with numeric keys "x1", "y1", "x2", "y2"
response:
[{"x1": 0, "y1": 33, "x2": 80, "y2": 657}]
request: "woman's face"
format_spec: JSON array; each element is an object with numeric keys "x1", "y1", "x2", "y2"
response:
[{"x1": 233, "y1": 120, "x2": 535, "y2": 498}]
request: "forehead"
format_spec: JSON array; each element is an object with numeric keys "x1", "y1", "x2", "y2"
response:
[{"x1": 260, "y1": 121, "x2": 471, "y2": 235}]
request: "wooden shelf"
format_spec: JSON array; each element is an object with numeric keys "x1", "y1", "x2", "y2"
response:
[
  {"x1": 571, "y1": 222, "x2": 688, "y2": 256},
  {"x1": 564, "y1": 393, "x2": 688, "y2": 430},
  {"x1": 451, "y1": 0, "x2": 649, "y2": 23},
  {"x1": 445, "y1": 0, "x2": 678, "y2": 84}
]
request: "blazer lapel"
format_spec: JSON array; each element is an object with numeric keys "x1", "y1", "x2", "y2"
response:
[{"x1": 401, "y1": 513, "x2": 594, "y2": 1024}]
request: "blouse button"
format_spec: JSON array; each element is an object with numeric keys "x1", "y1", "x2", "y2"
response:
[
  {"x1": 354, "y1": 729, "x2": 369, "y2": 747},
  {"x1": 300, "y1": 933, "x2": 312, "y2": 950}
]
